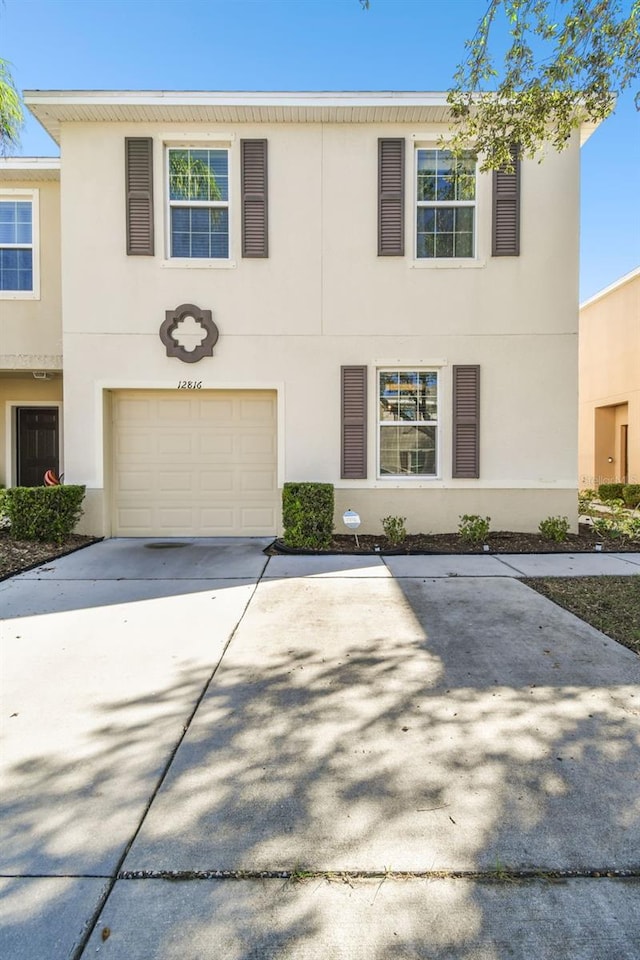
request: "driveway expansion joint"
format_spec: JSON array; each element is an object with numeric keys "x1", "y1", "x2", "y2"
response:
[{"x1": 117, "y1": 867, "x2": 640, "y2": 883}]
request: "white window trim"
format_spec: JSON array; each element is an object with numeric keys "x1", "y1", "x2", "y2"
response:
[
  {"x1": 376, "y1": 366, "x2": 441, "y2": 481},
  {"x1": 413, "y1": 145, "x2": 478, "y2": 264},
  {"x1": 164, "y1": 143, "x2": 232, "y2": 264},
  {"x1": 0, "y1": 188, "x2": 40, "y2": 300}
]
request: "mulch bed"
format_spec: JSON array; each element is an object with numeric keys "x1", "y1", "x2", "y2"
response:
[
  {"x1": 268, "y1": 524, "x2": 640, "y2": 556},
  {"x1": 0, "y1": 531, "x2": 101, "y2": 581}
]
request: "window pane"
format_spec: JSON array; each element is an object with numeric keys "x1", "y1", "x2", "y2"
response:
[
  {"x1": 169, "y1": 148, "x2": 228, "y2": 202},
  {"x1": 170, "y1": 207, "x2": 229, "y2": 259},
  {"x1": 17, "y1": 249, "x2": 33, "y2": 290},
  {"x1": 0, "y1": 247, "x2": 32, "y2": 291},
  {"x1": 380, "y1": 425, "x2": 437, "y2": 476},
  {"x1": 454, "y1": 231, "x2": 473, "y2": 258},
  {"x1": 435, "y1": 208, "x2": 454, "y2": 232},
  {"x1": 0, "y1": 201, "x2": 31, "y2": 244},
  {"x1": 436, "y1": 175, "x2": 455, "y2": 202},
  {"x1": 434, "y1": 232, "x2": 453, "y2": 258}
]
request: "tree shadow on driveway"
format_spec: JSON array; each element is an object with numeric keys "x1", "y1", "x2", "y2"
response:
[{"x1": 2, "y1": 572, "x2": 639, "y2": 958}]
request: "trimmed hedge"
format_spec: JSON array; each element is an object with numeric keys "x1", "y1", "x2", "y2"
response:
[
  {"x1": 598, "y1": 483, "x2": 625, "y2": 502},
  {"x1": 2, "y1": 485, "x2": 85, "y2": 544},
  {"x1": 282, "y1": 482, "x2": 334, "y2": 549},
  {"x1": 622, "y1": 484, "x2": 640, "y2": 508}
]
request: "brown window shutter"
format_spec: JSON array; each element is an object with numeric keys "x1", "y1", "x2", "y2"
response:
[
  {"x1": 241, "y1": 139, "x2": 268, "y2": 258},
  {"x1": 125, "y1": 138, "x2": 154, "y2": 256},
  {"x1": 378, "y1": 138, "x2": 404, "y2": 256},
  {"x1": 492, "y1": 145, "x2": 520, "y2": 256},
  {"x1": 452, "y1": 365, "x2": 480, "y2": 479},
  {"x1": 341, "y1": 366, "x2": 367, "y2": 479}
]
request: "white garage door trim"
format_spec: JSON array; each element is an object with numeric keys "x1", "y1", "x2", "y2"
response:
[{"x1": 111, "y1": 389, "x2": 277, "y2": 536}]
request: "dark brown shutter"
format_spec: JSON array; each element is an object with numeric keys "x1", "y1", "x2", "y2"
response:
[
  {"x1": 378, "y1": 138, "x2": 404, "y2": 256},
  {"x1": 241, "y1": 139, "x2": 268, "y2": 257},
  {"x1": 492, "y1": 145, "x2": 520, "y2": 256},
  {"x1": 125, "y1": 138, "x2": 154, "y2": 256},
  {"x1": 341, "y1": 366, "x2": 367, "y2": 479},
  {"x1": 452, "y1": 365, "x2": 480, "y2": 479}
]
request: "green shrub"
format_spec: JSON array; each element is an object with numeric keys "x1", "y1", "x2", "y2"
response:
[
  {"x1": 282, "y1": 482, "x2": 334, "y2": 549},
  {"x1": 2, "y1": 485, "x2": 85, "y2": 544},
  {"x1": 538, "y1": 515, "x2": 570, "y2": 542},
  {"x1": 458, "y1": 514, "x2": 491, "y2": 544},
  {"x1": 598, "y1": 483, "x2": 625, "y2": 502},
  {"x1": 381, "y1": 515, "x2": 407, "y2": 545},
  {"x1": 622, "y1": 484, "x2": 640, "y2": 508}
]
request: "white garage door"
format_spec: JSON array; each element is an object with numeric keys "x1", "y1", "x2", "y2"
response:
[{"x1": 112, "y1": 390, "x2": 277, "y2": 536}]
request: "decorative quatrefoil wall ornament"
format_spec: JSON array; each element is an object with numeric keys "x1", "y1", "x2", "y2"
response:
[{"x1": 160, "y1": 303, "x2": 220, "y2": 363}]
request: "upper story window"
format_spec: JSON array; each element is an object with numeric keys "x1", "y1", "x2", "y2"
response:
[
  {"x1": 167, "y1": 148, "x2": 229, "y2": 259},
  {"x1": 416, "y1": 149, "x2": 476, "y2": 259},
  {"x1": 0, "y1": 190, "x2": 38, "y2": 297},
  {"x1": 379, "y1": 369, "x2": 438, "y2": 477}
]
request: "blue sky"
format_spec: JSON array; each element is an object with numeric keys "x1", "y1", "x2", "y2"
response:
[{"x1": 3, "y1": 0, "x2": 639, "y2": 299}]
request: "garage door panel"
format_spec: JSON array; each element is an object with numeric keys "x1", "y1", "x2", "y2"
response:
[
  {"x1": 199, "y1": 398, "x2": 234, "y2": 419},
  {"x1": 240, "y1": 469, "x2": 276, "y2": 492},
  {"x1": 158, "y1": 433, "x2": 193, "y2": 456},
  {"x1": 199, "y1": 434, "x2": 234, "y2": 455},
  {"x1": 156, "y1": 397, "x2": 195, "y2": 419},
  {"x1": 241, "y1": 507, "x2": 277, "y2": 528},
  {"x1": 200, "y1": 508, "x2": 236, "y2": 529},
  {"x1": 117, "y1": 470, "x2": 153, "y2": 492},
  {"x1": 117, "y1": 433, "x2": 153, "y2": 456},
  {"x1": 117, "y1": 508, "x2": 153, "y2": 530},
  {"x1": 112, "y1": 390, "x2": 277, "y2": 536},
  {"x1": 158, "y1": 507, "x2": 195, "y2": 527},
  {"x1": 200, "y1": 470, "x2": 235, "y2": 492},
  {"x1": 239, "y1": 398, "x2": 275, "y2": 422},
  {"x1": 117, "y1": 399, "x2": 154, "y2": 422},
  {"x1": 157, "y1": 471, "x2": 194, "y2": 492}
]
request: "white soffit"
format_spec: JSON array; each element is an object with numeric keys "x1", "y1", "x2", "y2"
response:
[{"x1": 24, "y1": 90, "x2": 456, "y2": 143}]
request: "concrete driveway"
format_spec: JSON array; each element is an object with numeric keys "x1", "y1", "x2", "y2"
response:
[{"x1": 1, "y1": 540, "x2": 639, "y2": 959}]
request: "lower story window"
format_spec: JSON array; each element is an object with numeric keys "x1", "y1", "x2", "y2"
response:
[{"x1": 379, "y1": 370, "x2": 438, "y2": 476}]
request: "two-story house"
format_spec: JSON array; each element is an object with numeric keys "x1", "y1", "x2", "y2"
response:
[{"x1": 0, "y1": 91, "x2": 596, "y2": 538}]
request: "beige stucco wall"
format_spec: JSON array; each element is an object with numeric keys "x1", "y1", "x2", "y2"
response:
[
  {"x1": 579, "y1": 271, "x2": 640, "y2": 487},
  {"x1": 56, "y1": 120, "x2": 580, "y2": 535},
  {"x1": 0, "y1": 178, "x2": 62, "y2": 369}
]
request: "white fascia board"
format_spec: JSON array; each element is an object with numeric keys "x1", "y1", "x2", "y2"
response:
[
  {"x1": 23, "y1": 90, "x2": 452, "y2": 107},
  {"x1": 580, "y1": 266, "x2": 640, "y2": 310},
  {"x1": 0, "y1": 158, "x2": 60, "y2": 169}
]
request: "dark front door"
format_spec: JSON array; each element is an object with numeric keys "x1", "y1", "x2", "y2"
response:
[{"x1": 17, "y1": 407, "x2": 59, "y2": 486}]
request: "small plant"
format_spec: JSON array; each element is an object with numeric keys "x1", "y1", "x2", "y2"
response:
[
  {"x1": 598, "y1": 482, "x2": 625, "y2": 502},
  {"x1": 458, "y1": 514, "x2": 491, "y2": 544},
  {"x1": 2, "y1": 485, "x2": 85, "y2": 544},
  {"x1": 538, "y1": 515, "x2": 570, "y2": 542},
  {"x1": 381, "y1": 515, "x2": 407, "y2": 545},
  {"x1": 592, "y1": 516, "x2": 626, "y2": 541},
  {"x1": 622, "y1": 484, "x2": 640, "y2": 508},
  {"x1": 578, "y1": 490, "x2": 595, "y2": 515},
  {"x1": 282, "y1": 482, "x2": 334, "y2": 550},
  {"x1": 623, "y1": 515, "x2": 640, "y2": 541}
]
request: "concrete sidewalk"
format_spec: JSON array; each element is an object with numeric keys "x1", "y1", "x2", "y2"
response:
[{"x1": 1, "y1": 540, "x2": 639, "y2": 959}]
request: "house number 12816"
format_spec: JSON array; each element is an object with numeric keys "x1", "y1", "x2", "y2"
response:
[{"x1": 177, "y1": 380, "x2": 202, "y2": 390}]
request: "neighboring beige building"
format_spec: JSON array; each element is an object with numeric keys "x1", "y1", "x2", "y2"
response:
[
  {"x1": 579, "y1": 267, "x2": 640, "y2": 490},
  {"x1": 1, "y1": 91, "x2": 597, "y2": 537}
]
